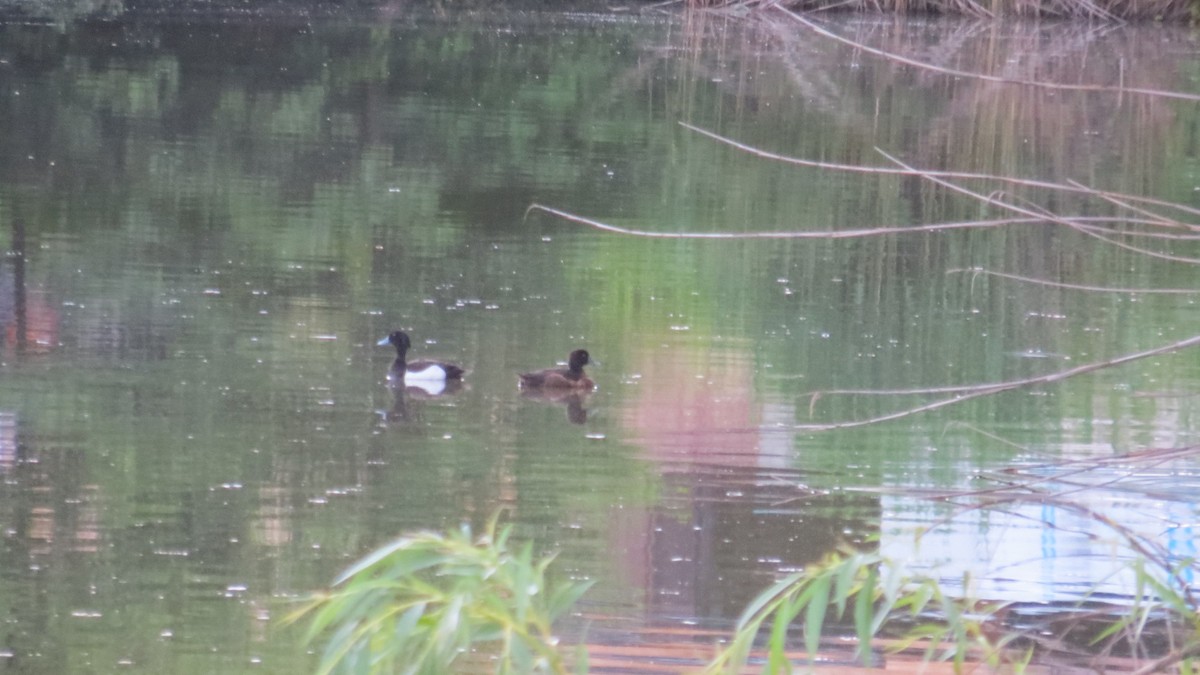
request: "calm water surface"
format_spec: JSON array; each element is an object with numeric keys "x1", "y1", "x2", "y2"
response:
[{"x1": 1, "y1": 7, "x2": 1199, "y2": 672}]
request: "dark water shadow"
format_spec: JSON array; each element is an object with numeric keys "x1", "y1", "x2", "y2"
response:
[{"x1": 520, "y1": 389, "x2": 591, "y2": 425}]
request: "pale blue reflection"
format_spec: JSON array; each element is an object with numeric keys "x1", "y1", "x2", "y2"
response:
[{"x1": 881, "y1": 475, "x2": 1200, "y2": 602}]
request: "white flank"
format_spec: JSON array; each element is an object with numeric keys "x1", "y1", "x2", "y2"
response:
[{"x1": 405, "y1": 365, "x2": 447, "y2": 382}]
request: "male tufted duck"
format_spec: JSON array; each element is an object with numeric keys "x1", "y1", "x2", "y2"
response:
[{"x1": 377, "y1": 331, "x2": 465, "y2": 383}]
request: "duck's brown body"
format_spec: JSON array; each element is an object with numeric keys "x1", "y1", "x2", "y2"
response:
[{"x1": 518, "y1": 349, "x2": 593, "y2": 390}]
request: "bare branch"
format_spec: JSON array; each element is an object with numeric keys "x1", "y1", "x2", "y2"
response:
[
  {"x1": 794, "y1": 333, "x2": 1200, "y2": 431},
  {"x1": 529, "y1": 203, "x2": 1030, "y2": 238},
  {"x1": 774, "y1": 7, "x2": 1200, "y2": 103},
  {"x1": 679, "y1": 122, "x2": 1200, "y2": 229},
  {"x1": 947, "y1": 268, "x2": 1200, "y2": 295},
  {"x1": 527, "y1": 204, "x2": 1194, "y2": 242},
  {"x1": 1065, "y1": 179, "x2": 1182, "y2": 229},
  {"x1": 876, "y1": 148, "x2": 1200, "y2": 265}
]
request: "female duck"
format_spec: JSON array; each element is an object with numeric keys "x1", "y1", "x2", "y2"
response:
[
  {"x1": 377, "y1": 331, "x2": 465, "y2": 383},
  {"x1": 518, "y1": 349, "x2": 594, "y2": 390}
]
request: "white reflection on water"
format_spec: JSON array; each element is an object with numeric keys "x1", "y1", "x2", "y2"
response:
[{"x1": 881, "y1": 467, "x2": 1200, "y2": 602}]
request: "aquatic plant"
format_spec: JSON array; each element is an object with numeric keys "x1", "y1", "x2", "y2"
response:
[
  {"x1": 297, "y1": 493, "x2": 1200, "y2": 673},
  {"x1": 700, "y1": 540, "x2": 1200, "y2": 673},
  {"x1": 701, "y1": 548, "x2": 1030, "y2": 674},
  {"x1": 702, "y1": 446, "x2": 1200, "y2": 673},
  {"x1": 286, "y1": 514, "x2": 592, "y2": 675},
  {"x1": 701, "y1": 545, "x2": 1200, "y2": 674}
]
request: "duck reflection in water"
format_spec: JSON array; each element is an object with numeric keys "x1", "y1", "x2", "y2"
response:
[
  {"x1": 521, "y1": 388, "x2": 591, "y2": 425},
  {"x1": 382, "y1": 379, "x2": 465, "y2": 424}
]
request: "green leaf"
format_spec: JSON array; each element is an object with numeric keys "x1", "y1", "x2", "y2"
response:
[
  {"x1": 767, "y1": 590, "x2": 801, "y2": 674},
  {"x1": 803, "y1": 573, "x2": 831, "y2": 660},
  {"x1": 333, "y1": 539, "x2": 446, "y2": 586},
  {"x1": 832, "y1": 554, "x2": 859, "y2": 619},
  {"x1": 853, "y1": 563, "x2": 878, "y2": 663},
  {"x1": 738, "y1": 571, "x2": 806, "y2": 629},
  {"x1": 548, "y1": 579, "x2": 595, "y2": 622},
  {"x1": 574, "y1": 641, "x2": 590, "y2": 675}
]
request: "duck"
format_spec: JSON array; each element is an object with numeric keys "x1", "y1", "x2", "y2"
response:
[
  {"x1": 377, "y1": 331, "x2": 465, "y2": 384},
  {"x1": 518, "y1": 349, "x2": 594, "y2": 390}
]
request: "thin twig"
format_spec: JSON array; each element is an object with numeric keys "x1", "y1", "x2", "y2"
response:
[
  {"x1": 679, "y1": 122, "x2": 1200, "y2": 227},
  {"x1": 774, "y1": 8, "x2": 1200, "y2": 103},
  {"x1": 1007, "y1": 453, "x2": 1192, "y2": 503},
  {"x1": 1068, "y1": 227, "x2": 1200, "y2": 265},
  {"x1": 876, "y1": 148, "x2": 1200, "y2": 265},
  {"x1": 1131, "y1": 641, "x2": 1200, "y2": 675},
  {"x1": 1065, "y1": 179, "x2": 1183, "y2": 229},
  {"x1": 792, "y1": 333, "x2": 1200, "y2": 431},
  {"x1": 947, "y1": 268, "x2": 1200, "y2": 295},
  {"x1": 529, "y1": 203, "x2": 1028, "y2": 238},
  {"x1": 1009, "y1": 444, "x2": 1200, "y2": 472},
  {"x1": 941, "y1": 421, "x2": 1041, "y2": 454},
  {"x1": 527, "y1": 204, "x2": 1189, "y2": 241}
]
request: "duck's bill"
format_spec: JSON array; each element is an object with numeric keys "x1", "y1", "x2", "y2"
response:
[{"x1": 376, "y1": 336, "x2": 391, "y2": 346}]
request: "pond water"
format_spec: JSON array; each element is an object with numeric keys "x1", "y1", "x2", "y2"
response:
[{"x1": 1, "y1": 5, "x2": 1200, "y2": 672}]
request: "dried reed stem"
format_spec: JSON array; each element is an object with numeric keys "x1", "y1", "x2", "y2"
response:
[
  {"x1": 947, "y1": 268, "x2": 1200, "y2": 295},
  {"x1": 527, "y1": 204, "x2": 1188, "y2": 242},
  {"x1": 1065, "y1": 179, "x2": 1182, "y2": 229},
  {"x1": 876, "y1": 148, "x2": 1200, "y2": 265},
  {"x1": 530, "y1": 203, "x2": 1031, "y2": 238},
  {"x1": 680, "y1": 123, "x2": 1200, "y2": 229},
  {"x1": 794, "y1": 333, "x2": 1200, "y2": 431},
  {"x1": 775, "y1": 8, "x2": 1200, "y2": 103}
]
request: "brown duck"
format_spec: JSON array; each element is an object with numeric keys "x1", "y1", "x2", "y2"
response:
[{"x1": 518, "y1": 349, "x2": 594, "y2": 390}]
